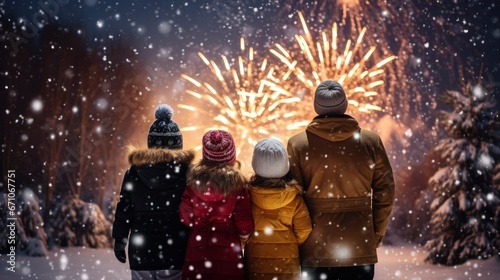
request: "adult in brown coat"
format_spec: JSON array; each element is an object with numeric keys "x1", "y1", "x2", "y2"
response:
[
  {"x1": 246, "y1": 138, "x2": 312, "y2": 280},
  {"x1": 287, "y1": 80, "x2": 395, "y2": 280}
]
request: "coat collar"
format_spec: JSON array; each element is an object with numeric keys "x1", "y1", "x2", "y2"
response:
[
  {"x1": 307, "y1": 114, "x2": 360, "y2": 142},
  {"x1": 249, "y1": 179, "x2": 302, "y2": 210},
  {"x1": 128, "y1": 147, "x2": 195, "y2": 166},
  {"x1": 187, "y1": 162, "x2": 247, "y2": 196}
]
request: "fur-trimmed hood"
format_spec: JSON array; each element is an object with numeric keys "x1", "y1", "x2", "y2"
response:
[
  {"x1": 249, "y1": 179, "x2": 303, "y2": 210},
  {"x1": 127, "y1": 148, "x2": 195, "y2": 190},
  {"x1": 187, "y1": 162, "x2": 247, "y2": 201},
  {"x1": 128, "y1": 147, "x2": 195, "y2": 166}
]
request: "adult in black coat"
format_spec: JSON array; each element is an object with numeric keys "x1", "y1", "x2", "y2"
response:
[{"x1": 112, "y1": 104, "x2": 194, "y2": 280}]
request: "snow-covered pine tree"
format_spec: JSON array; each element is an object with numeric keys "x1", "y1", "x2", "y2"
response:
[
  {"x1": 425, "y1": 82, "x2": 500, "y2": 265},
  {"x1": 16, "y1": 189, "x2": 49, "y2": 256},
  {"x1": 0, "y1": 190, "x2": 49, "y2": 256},
  {"x1": 46, "y1": 196, "x2": 112, "y2": 249}
]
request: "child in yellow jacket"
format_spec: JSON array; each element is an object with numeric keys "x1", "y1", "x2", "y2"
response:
[{"x1": 245, "y1": 138, "x2": 312, "y2": 280}]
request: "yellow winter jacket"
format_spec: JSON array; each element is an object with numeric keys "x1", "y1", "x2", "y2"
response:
[{"x1": 246, "y1": 179, "x2": 312, "y2": 280}]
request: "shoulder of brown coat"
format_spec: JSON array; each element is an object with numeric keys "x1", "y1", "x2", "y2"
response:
[
  {"x1": 360, "y1": 128, "x2": 384, "y2": 146},
  {"x1": 287, "y1": 131, "x2": 308, "y2": 147}
]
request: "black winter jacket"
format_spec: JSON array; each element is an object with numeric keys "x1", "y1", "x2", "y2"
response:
[{"x1": 112, "y1": 148, "x2": 195, "y2": 270}]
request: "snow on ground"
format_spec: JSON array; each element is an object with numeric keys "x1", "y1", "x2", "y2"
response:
[
  {"x1": 1, "y1": 244, "x2": 499, "y2": 279},
  {"x1": 376, "y1": 245, "x2": 500, "y2": 280},
  {"x1": 0, "y1": 247, "x2": 130, "y2": 280}
]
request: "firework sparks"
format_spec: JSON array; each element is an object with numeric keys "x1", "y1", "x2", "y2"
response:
[
  {"x1": 271, "y1": 11, "x2": 397, "y2": 120},
  {"x1": 336, "y1": 0, "x2": 361, "y2": 23},
  {"x1": 179, "y1": 38, "x2": 301, "y2": 154},
  {"x1": 278, "y1": 1, "x2": 457, "y2": 128}
]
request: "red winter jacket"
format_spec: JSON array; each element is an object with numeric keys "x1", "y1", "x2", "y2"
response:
[{"x1": 179, "y1": 162, "x2": 254, "y2": 280}]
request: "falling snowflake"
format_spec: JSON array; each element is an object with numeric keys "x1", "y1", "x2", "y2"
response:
[{"x1": 132, "y1": 235, "x2": 145, "y2": 246}]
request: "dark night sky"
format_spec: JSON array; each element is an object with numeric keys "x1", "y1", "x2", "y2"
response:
[
  {"x1": 3, "y1": 0, "x2": 500, "y2": 93},
  {"x1": 4, "y1": 1, "x2": 283, "y2": 65}
]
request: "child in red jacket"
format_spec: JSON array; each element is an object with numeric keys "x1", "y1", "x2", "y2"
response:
[{"x1": 179, "y1": 130, "x2": 254, "y2": 280}]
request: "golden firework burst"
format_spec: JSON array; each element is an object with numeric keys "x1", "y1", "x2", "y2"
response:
[
  {"x1": 179, "y1": 38, "x2": 301, "y2": 154},
  {"x1": 271, "y1": 11, "x2": 397, "y2": 120},
  {"x1": 278, "y1": 2, "x2": 445, "y2": 128}
]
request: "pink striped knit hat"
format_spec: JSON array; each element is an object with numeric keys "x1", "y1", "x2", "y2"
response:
[{"x1": 202, "y1": 130, "x2": 236, "y2": 165}]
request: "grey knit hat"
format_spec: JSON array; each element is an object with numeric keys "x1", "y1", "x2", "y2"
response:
[
  {"x1": 147, "y1": 104, "x2": 183, "y2": 149},
  {"x1": 314, "y1": 80, "x2": 348, "y2": 115},
  {"x1": 251, "y1": 138, "x2": 290, "y2": 179}
]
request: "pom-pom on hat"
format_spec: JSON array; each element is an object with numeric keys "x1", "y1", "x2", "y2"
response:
[
  {"x1": 252, "y1": 138, "x2": 290, "y2": 179},
  {"x1": 147, "y1": 104, "x2": 183, "y2": 149},
  {"x1": 314, "y1": 80, "x2": 348, "y2": 116},
  {"x1": 202, "y1": 130, "x2": 236, "y2": 165}
]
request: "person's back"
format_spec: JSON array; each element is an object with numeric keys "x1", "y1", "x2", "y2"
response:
[
  {"x1": 246, "y1": 138, "x2": 312, "y2": 280},
  {"x1": 118, "y1": 148, "x2": 193, "y2": 269},
  {"x1": 179, "y1": 130, "x2": 254, "y2": 280},
  {"x1": 287, "y1": 80, "x2": 395, "y2": 280},
  {"x1": 113, "y1": 104, "x2": 193, "y2": 280}
]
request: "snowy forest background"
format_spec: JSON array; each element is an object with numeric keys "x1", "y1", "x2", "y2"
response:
[{"x1": 1, "y1": 0, "x2": 500, "y2": 275}]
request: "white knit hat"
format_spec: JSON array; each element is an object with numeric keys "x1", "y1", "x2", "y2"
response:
[
  {"x1": 251, "y1": 138, "x2": 290, "y2": 179},
  {"x1": 314, "y1": 80, "x2": 348, "y2": 115}
]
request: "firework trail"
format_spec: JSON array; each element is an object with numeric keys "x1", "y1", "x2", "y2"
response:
[{"x1": 178, "y1": 38, "x2": 301, "y2": 157}]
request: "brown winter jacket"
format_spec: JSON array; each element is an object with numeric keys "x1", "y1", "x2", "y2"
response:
[
  {"x1": 287, "y1": 114, "x2": 395, "y2": 267},
  {"x1": 246, "y1": 178, "x2": 312, "y2": 280}
]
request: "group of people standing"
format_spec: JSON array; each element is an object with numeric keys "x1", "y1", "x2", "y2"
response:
[{"x1": 112, "y1": 80, "x2": 396, "y2": 280}]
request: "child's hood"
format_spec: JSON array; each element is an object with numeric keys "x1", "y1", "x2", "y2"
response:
[
  {"x1": 250, "y1": 180, "x2": 302, "y2": 210},
  {"x1": 187, "y1": 162, "x2": 247, "y2": 201},
  {"x1": 128, "y1": 148, "x2": 195, "y2": 190}
]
